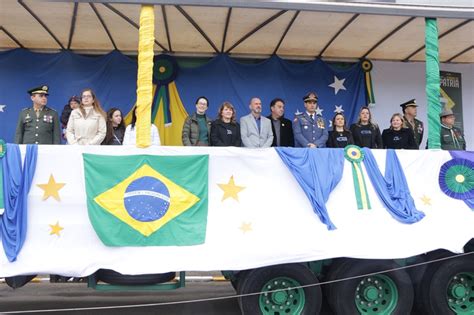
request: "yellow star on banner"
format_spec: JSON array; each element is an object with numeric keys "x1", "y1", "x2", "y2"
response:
[
  {"x1": 239, "y1": 222, "x2": 252, "y2": 233},
  {"x1": 37, "y1": 174, "x2": 65, "y2": 201},
  {"x1": 217, "y1": 176, "x2": 245, "y2": 202},
  {"x1": 420, "y1": 195, "x2": 432, "y2": 206},
  {"x1": 49, "y1": 221, "x2": 63, "y2": 236}
]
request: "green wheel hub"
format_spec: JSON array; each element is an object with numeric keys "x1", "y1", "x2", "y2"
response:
[
  {"x1": 258, "y1": 277, "x2": 305, "y2": 314},
  {"x1": 447, "y1": 272, "x2": 474, "y2": 314},
  {"x1": 355, "y1": 275, "x2": 398, "y2": 314}
]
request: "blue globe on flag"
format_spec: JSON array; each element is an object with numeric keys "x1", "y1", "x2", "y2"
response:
[{"x1": 124, "y1": 176, "x2": 170, "y2": 222}]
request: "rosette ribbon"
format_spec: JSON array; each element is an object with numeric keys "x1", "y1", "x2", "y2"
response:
[
  {"x1": 344, "y1": 145, "x2": 371, "y2": 210},
  {"x1": 439, "y1": 158, "x2": 474, "y2": 209}
]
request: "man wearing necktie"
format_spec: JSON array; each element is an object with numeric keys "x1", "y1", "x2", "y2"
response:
[
  {"x1": 14, "y1": 85, "x2": 60, "y2": 144},
  {"x1": 293, "y1": 91, "x2": 328, "y2": 148}
]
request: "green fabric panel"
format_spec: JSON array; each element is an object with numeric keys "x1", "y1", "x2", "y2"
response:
[{"x1": 425, "y1": 18, "x2": 441, "y2": 149}]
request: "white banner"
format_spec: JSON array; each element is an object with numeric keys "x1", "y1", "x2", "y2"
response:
[{"x1": 0, "y1": 146, "x2": 473, "y2": 277}]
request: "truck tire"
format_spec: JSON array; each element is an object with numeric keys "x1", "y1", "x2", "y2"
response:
[
  {"x1": 237, "y1": 263, "x2": 322, "y2": 315},
  {"x1": 415, "y1": 249, "x2": 456, "y2": 313},
  {"x1": 420, "y1": 256, "x2": 474, "y2": 314},
  {"x1": 229, "y1": 269, "x2": 249, "y2": 292},
  {"x1": 96, "y1": 269, "x2": 176, "y2": 285},
  {"x1": 326, "y1": 259, "x2": 414, "y2": 315},
  {"x1": 323, "y1": 258, "x2": 353, "y2": 311}
]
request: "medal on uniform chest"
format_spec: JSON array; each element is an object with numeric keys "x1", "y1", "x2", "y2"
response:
[
  {"x1": 25, "y1": 113, "x2": 31, "y2": 120},
  {"x1": 43, "y1": 115, "x2": 52, "y2": 123},
  {"x1": 317, "y1": 117, "x2": 325, "y2": 129}
]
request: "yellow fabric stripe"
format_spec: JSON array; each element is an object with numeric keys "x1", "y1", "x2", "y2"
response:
[
  {"x1": 136, "y1": 5, "x2": 154, "y2": 148},
  {"x1": 354, "y1": 163, "x2": 369, "y2": 209},
  {"x1": 153, "y1": 82, "x2": 189, "y2": 146},
  {"x1": 365, "y1": 73, "x2": 372, "y2": 101},
  {"x1": 123, "y1": 85, "x2": 157, "y2": 126},
  {"x1": 167, "y1": 82, "x2": 189, "y2": 145}
]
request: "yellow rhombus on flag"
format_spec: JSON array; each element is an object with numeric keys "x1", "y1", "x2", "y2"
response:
[{"x1": 94, "y1": 164, "x2": 199, "y2": 237}]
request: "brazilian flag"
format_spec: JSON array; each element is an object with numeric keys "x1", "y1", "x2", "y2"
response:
[{"x1": 83, "y1": 154, "x2": 208, "y2": 246}]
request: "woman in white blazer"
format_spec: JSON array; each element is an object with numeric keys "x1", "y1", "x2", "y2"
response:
[{"x1": 66, "y1": 89, "x2": 106, "y2": 145}]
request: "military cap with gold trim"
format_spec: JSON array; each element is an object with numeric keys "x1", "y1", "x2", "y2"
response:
[
  {"x1": 27, "y1": 85, "x2": 49, "y2": 96},
  {"x1": 303, "y1": 91, "x2": 318, "y2": 102},
  {"x1": 400, "y1": 99, "x2": 417, "y2": 111}
]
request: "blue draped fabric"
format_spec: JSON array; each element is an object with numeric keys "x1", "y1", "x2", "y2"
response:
[
  {"x1": 276, "y1": 148, "x2": 345, "y2": 230},
  {"x1": 0, "y1": 49, "x2": 367, "y2": 143},
  {"x1": 363, "y1": 148, "x2": 425, "y2": 223},
  {"x1": 0, "y1": 144, "x2": 38, "y2": 262},
  {"x1": 449, "y1": 150, "x2": 474, "y2": 209},
  {"x1": 450, "y1": 150, "x2": 474, "y2": 162}
]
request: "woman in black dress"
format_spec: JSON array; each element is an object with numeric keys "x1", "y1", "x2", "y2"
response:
[
  {"x1": 350, "y1": 106, "x2": 383, "y2": 148},
  {"x1": 327, "y1": 113, "x2": 354, "y2": 148},
  {"x1": 210, "y1": 102, "x2": 242, "y2": 147},
  {"x1": 382, "y1": 113, "x2": 417, "y2": 149}
]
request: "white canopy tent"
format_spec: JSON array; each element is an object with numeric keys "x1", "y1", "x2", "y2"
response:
[{"x1": 0, "y1": 0, "x2": 472, "y2": 62}]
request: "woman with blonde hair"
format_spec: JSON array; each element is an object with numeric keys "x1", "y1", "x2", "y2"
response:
[
  {"x1": 350, "y1": 106, "x2": 383, "y2": 148},
  {"x1": 210, "y1": 102, "x2": 241, "y2": 147},
  {"x1": 382, "y1": 113, "x2": 417, "y2": 149},
  {"x1": 66, "y1": 88, "x2": 106, "y2": 145}
]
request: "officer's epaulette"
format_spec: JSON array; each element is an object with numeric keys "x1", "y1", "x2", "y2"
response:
[
  {"x1": 21, "y1": 107, "x2": 30, "y2": 111},
  {"x1": 293, "y1": 114, "x2": 302, "y2": 122}
]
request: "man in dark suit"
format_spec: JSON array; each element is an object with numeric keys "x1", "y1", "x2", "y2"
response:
[{"x1": 267, "y1": 98, "x2": 294, "y2": 147}]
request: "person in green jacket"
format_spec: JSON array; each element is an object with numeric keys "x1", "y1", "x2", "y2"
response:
[
  {"x1": 182, "y1": 96, "x2": 212, "y2": 146},
  {"x1": 15, "y1": 85, "x2": 60, "y2": 144},
  {"x1": 440, "y1": 108, "x2": 466, "y2": 150}
]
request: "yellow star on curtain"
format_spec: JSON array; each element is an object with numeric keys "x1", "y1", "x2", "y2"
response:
[
  {"x1": 49, "y1": 221, "x2": 64, "y2": 236},
  {"x1": 420, "y1": 195, "x2": 432, "y2": 206},
  {"x1": 217, "y1": 175, "x2": 245, "y2": 202},
  {"x1": 239, "y1": 222, "x2": 252, "y2": 233},
  {"x1": 37, "y1": 174, "x2": 65, "y2": 201}
]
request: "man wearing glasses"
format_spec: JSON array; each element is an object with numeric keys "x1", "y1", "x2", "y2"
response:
[{"x1": 15, "y1": 85, "x2": 60, "y2": 144}]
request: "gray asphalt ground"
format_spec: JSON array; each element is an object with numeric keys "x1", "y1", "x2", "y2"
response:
[{"x1": 0, "y1": 280, "x2": 242, "y2": 315}]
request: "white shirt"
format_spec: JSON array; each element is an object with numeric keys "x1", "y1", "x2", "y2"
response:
[{"x1": 123, "y1": 124, "x2": 161, "y2": 146}]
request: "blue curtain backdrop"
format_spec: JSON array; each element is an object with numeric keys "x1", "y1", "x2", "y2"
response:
[
  {"x1": 0, "y1": 49, "x2": 367, "y2": 143},
  {"x1": 177, "y1": 55, "x2": 367, "y2": 125}
]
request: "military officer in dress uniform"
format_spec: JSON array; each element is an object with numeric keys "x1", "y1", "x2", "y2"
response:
[
  {"x1": 15, "y1": 85, "x2": 60, "y2": 144},
  {"x1": 401, "y1": 99, "x2": 424, "y2": 148},
  {"x1": 293, "y1": 92, "x2": 328, "y2": 148}
]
